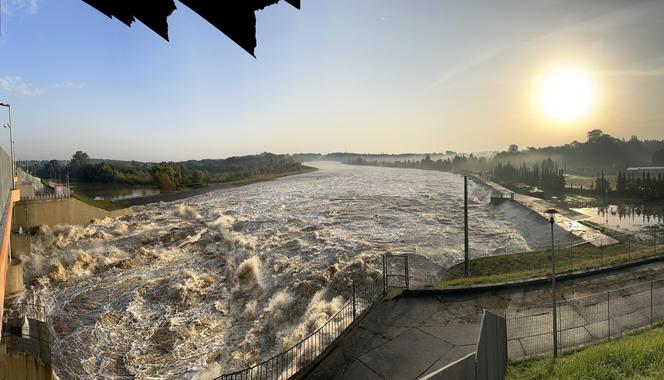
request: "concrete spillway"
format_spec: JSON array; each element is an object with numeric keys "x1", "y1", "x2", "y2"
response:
[{"x1": 475, "y1": 177, "x2": 618, "y2": 248}]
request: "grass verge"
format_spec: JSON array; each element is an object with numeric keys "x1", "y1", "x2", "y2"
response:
[
  {"x1": 71, "y1": 192, "x2": 128, "y2": 211},
  {"x1": 507, "y1": 322, "x2": 664, "y2": 379},
  {"x1": 436, "y1": 238, "x2": 660, "y2": 287}
]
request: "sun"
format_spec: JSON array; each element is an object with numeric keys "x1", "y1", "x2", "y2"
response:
[{"x1": 537, "y1": 66, "x2": 596, "y2": 123}]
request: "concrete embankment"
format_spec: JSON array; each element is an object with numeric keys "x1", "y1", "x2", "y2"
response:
[
  {"x1": 12, "y1": 197, "x2": 132, "y2": 231},
  {"x1": 467, "y1": 174, "x2": 618, "y2": 248}
]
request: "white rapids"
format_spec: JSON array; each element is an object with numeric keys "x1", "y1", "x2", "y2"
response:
[{"x1": 18, "y1": 162, "x2": 530, "y2": 379}]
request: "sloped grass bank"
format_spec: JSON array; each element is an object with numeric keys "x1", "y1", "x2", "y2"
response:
[{"x1": 508, "y1": 323, "x2": 664, "y2": 379}]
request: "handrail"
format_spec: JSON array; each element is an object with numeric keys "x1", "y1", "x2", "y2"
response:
[{"x1": 218, "y1": 278, "x2": 385, "y2": 380}]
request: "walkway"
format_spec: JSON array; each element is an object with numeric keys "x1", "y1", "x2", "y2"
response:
[{"x1": 307, "y1": 261, "x2": 664, "y2": 379}]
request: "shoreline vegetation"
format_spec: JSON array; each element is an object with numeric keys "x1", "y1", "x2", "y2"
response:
[
  {"x1": 20, "y1": 152, "x2": 316, "y2": 210},
  {"x1": 332, "y1": 130, "x2": 664, "y2": 206}
]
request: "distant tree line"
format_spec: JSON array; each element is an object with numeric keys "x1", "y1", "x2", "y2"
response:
[
  {"x1": 492, "y1": 158, "x2": 565, "y2": 191},
  {"x1": 615, "y1": 170, "x2": 664, "y2": 201},
  {"x1": 21, "y1": 151, "x2": 306, "y2": 192},
  {"x1": 349, "y1": 153, "x2": 489, "y2": 173}
]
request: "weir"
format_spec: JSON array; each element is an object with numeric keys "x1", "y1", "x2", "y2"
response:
[{"x1": 468, "y1": 174, "x2": 619, "y2": 247}]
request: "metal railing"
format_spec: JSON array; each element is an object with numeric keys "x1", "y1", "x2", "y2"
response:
[
  {"x1": 218, "y1": 278, "x2": 385, "y2": 380},
  {"x1": 2, "y1": 302, "x2": 51, "y2": 364},
  {"x1": 20, "y1": 193, "x2": 70, "y2": 201},
  {"x1": 507, "y1": 276, "x2": 664, "y2": 359},
  {"x1": 383, "y1": 253, "x2": 410, "y2": 290}
]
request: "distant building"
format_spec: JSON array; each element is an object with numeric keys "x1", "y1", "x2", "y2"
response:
[{"x1": 625, "y1": 167, "x2": 664, "y2": 176}]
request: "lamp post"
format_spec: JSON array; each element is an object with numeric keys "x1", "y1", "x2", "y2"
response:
[
  {"x1": 545, "y1": 208, "x2": 560, "y2": 357},
  {"x1": 0, "y1": 102, "x2": 15, "y2": 189}
]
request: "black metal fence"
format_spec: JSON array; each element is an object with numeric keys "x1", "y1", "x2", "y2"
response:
[
  {"x1": 2, "y1": 303, "x2": 51, "y2": 364},
  {"x1": 218, "y1": 277, "x2": 385, "y2": 380},
  {"x1": 383, "y1": 253, "x2": 410, "y2": 290},
  {"x1": 507, "y1": 277, "x2": 664, "y2": 359}
]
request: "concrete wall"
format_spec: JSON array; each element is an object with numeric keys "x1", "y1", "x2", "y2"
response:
[
  {"x1": 0, "y1": 351, "x2": 54, "y2": 380},
  {"x1": 13, "y1": 197, "x2": 132, "y2": 230},
  {"x1": 419, "y1": 353, "x2": 476, "y2": 380},
  {"x1": 10, "y1": 234, "x2": 30, "y2": 258},
  {"x1": 0, "y1": 190, "x2": 20, "y2": 334},
  {"x1": 418, "y1": 310, "x2": 507, "y2": 380}
]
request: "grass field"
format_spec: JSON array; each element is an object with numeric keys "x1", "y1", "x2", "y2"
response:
[
  {"x1": 565, "y1": 174, "x2": 617, "y2": 189},
  {"x1": 507, "y1": 323, "x2": 664, "y2": 379},
  {"x1": 71, "y1": 192, "x2": 129, "y2": 211},
  {"x1": 436, "y1": 237, "x2": 660, "y2": 287}
]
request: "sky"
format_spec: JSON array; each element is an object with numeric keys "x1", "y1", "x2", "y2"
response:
[{"x1": 0, "y1": 0, "x2": 663, "y2": 161}]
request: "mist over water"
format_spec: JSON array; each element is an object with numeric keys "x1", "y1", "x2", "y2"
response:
[{"x1": 19, "y1": 162, "x2": 529, "y2": 379}]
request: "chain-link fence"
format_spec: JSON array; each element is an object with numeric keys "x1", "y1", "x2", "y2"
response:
[{"x1": 507, "y1": 277, "x2": 664, "y2": 360}]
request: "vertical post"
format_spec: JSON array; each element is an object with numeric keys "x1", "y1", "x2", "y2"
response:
[
  {"x1": 464, "y1": 176, "x2": 469, "y2": 277},
  {"x1": 607, "y1": 291, "x2": 611, "y2": 341},
  {"x1": 628, "y1": 235, "x2": 631, "y2": 262},
  {"x1": 550, "y1": 217, "x2": 558, "y2": 357},
  {"x1": 655, "y1": 232, "x2": 658, "y2": 256},
  {"x1": 352, "y1": 281, "x2": 357, "y2": 319},
  {"x1": 382, "y1": 254, "x2": 387, "y2": 293},
  {"x1": 651, "y1": 280, "x2": 654, "y2": 327},
  {"x1": 405, "y1": 255, "x2": 410, "y2": 290}
]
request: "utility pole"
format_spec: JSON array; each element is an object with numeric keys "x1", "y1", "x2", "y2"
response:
[{"x1": 464, "y1": 176, "x2": 469, "y2": 277}]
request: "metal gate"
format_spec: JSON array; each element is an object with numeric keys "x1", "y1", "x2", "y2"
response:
[{"x1": 383, "y1": 254, "x2": 410, "y2": 291}]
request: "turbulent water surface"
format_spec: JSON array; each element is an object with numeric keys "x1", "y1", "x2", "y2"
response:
[{"x1": 20, "y1": 162, "x2": 530, "y2": 379}]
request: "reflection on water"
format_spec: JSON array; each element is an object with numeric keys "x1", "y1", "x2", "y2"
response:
[
  {"x1": 573, "y1": 205, "x2": 664, "y2": 231},
  {"x1": 72, "y1": 184, "x2": 160, "y2": 201}
]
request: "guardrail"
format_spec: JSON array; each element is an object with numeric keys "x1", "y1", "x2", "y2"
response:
[{"x1": 218, "y1": 278, "x2": 385, "y2": 380}]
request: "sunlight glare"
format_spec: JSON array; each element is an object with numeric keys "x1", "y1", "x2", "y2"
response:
[{"x1": 537, "y1": 66, "x2": 596, "y2": 123}]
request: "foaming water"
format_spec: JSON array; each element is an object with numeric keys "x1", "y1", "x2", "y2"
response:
[{"x1": 20, "y1": 162, "x2": 529, "y2": 379}]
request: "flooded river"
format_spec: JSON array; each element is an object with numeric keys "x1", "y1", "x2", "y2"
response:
[{"x1": 19, "y1": 162, "x2": 532, "y2": 379}]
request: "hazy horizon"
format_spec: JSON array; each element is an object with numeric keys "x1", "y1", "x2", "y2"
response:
[{"x1": 1, "y1": 0, "x2": 664, "y2": 161}]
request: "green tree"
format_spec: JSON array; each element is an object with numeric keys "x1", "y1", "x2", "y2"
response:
[
  {"x1": 653, "y1": 149, "x2": 664, "y2": 165},
  {"x1": 70, "y1": 151, "x2": 90, "y2": 177}
]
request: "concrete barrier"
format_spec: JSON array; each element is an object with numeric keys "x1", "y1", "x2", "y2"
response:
[
  {"x1": 0, "y1": 351, "x2": 54, "y2": 380},
  {"x1": 13, "y1": 197, "x2": 132, "y2": 230},
  {"x1": 5, "y1": 258, "x2": 24, "y2": 298}
]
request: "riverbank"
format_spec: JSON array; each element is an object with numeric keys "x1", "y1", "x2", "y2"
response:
[{"x1": 76, "y1": 166, "x2": 317, "y2": 209}]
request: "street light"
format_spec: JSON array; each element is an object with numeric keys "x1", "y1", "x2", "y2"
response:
[
  {"x1": 544, "y1": 208, "x2": 560, "y2": 357},
  {"x1": 0, "y1": 102, "x2": 15, "y2": 189}
]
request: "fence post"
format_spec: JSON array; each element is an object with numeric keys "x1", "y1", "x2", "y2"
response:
[
  {"x1": 405, "y1": 254, "x2": 410, "y2": 290},
  {"x1": 352, "y1": 281, "x2": 357, "y2": 320},
  {"x1": 651, "y1": 280, "x2": 654, "y2": 327},
  {"x1": 382, "y1": 254, "x2": 387, "y2": 293},
  {"x1": 628, "y1": 235, "x2": 631, "y2": 262},
  {"x1": 607, "y1": 291, "x2": 611, "y2": 341},
  {"x1": 656, "y1": 232, "x2": 658, "y2": 256}
]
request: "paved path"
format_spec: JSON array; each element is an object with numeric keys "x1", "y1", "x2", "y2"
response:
[{"x1": 308, "y1": 261, "x2": 664, "y2": 379}]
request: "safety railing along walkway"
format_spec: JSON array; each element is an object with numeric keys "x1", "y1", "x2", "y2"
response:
[{"x1": 218, "y1": 276, "x2": 387, "y2": 380}]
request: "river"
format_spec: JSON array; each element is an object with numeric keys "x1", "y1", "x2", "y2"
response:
[{"x1": 19, "y1": 162, "x2": 531, "y2": 379}]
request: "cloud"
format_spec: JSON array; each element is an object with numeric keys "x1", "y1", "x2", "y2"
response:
[
  {"x1": 54, "y1": 81, "x2": 85, "y2": 89},
  {"x1": 0, "y1": 76, "x2": 45, "y2": 96},
  {"x1": 431, "y1": 47, "x2": 505, "y2": 88},
  {"x1": 1, "y1": 0, "x2": 40, "y2": 16},
  {"x1": 606, "y1": 67, "x2": 664, "y2": 78}
]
